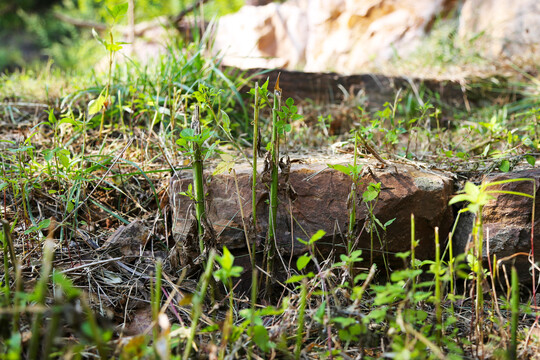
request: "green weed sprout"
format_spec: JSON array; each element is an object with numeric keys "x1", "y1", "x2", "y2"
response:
[
  {"x1": 89, "y1": 3, "x2": 129, "y2": 138},
  {"x1": 214, "y1": 246, "x2": 243, "y2": 358},
  {"x1": 449, "y1": 178, "x2": 535, "y2": 344},
  {"x1": 176, "y1": 105, "x2": 217, "y2": 253},
  {"x1": 265, "y1": 75, "x2": 282, "y2": 296}
]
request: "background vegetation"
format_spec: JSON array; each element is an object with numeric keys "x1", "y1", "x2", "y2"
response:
[{"x1": 1, "y1": 0, "x2": 540, "y2": 359}]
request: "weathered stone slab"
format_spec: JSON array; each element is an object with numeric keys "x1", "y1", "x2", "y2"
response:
[
  {"x1": 459, "y1": 0, "x2": 540, "y2": 65},
  {"x1": 170, "y1": 155, "x2": 454, "y2": 269},
  {"x1": 453, "y1": 169, "x2": 540, "y2": 281}
]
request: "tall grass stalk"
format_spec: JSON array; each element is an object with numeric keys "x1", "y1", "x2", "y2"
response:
[
  {"x1": 295, "y1": 279, "x2": 308, "y2": 360},
  {"x1": 183, "y1": 250, "x2": 216, "y2": 360},
  {"x1": 28, "y1": 238, "x2": 55, "y2": 359},
  {"x1": 509, "y1": 266, "x2": 519, "y2": 360},
  {"x1": 12, "y1": 263, "x2": 21, "y2": 333},
  {"x1": 248, "y1": 268, "x2": 258, "y2": 360},
  {"x1": 252, "y1": 81, "x2": 260, "y2": 271},
  {"x1": 449, "y1": 178, "x2": 536, "y2": 351},
  {"x1": 472, "y1": 205, "x2": 484, "y2": 342},
  {"x1": 447, "y1": 216, "x2": 456, "y2": 316},
  {"x1": 265, "y1": 76, "x2": 282, "y2": 296},
  {"x1": 152, "y1": 260, "x2": 163, "y2": 352},
  {"x1": 434, "y1": 226, "x2": 442, "y2": 345},
  {"x1": 349, "y1": 133, "x2": 358, "y2": 255},
  {"x1": 410, "y1": 214, "x2": 416, "y2": 292},
  {"x1": 190, "y1": 105, "x2": 206, "y2": 253},
  {"x1": 1, "y1": 221, "x2": 12, "y2": 302},
  {"x1": 80, "y1": 294, "x2": 108, "y2": 358}
]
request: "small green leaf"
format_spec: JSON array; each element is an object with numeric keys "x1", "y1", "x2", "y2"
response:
[
  {"x1": 107, "y1": 2, "x2": 129, "y2": 21},
  {"x1": 525, "y1": 155, "x2": 536, "y2": 167},
  {"x1": 66, "y1": 200, "x2": 75, "y2": 213},
  {"x1": 91, "y1": 28, "x2": 105, "y2": 46},
  {"x1": 24, "y1": 218, "x2": 51, "y2": 235},
  {"x1": 314, "y1": 301, "x2": 326, "y2": 323},
  {"x1": 88, "y1": 94, "x2": 106, "y2": 116},
  {"x1": 308, "y1": 229, "x2": 326, "y2": 244},
  {"x1": 296, "y1": 254, "x2": 311, "y2": 271},
  {"x1": 105, "y1": 42, "x2": 123, "y2": 52},
  {"x1": 252, "y1": 325, "x2": 274, "y2": 352},
  {"x1": 213, "y1": 157, "x2": 235, "y2": 175},
  {"x1": 221, "y1": 110, "x2": 231, "y2": 134},
  {"x1": 328, "y1": 164, "x2": 351, "y2": 176},
  {"x1": 180, "y1": 128, "x2": 195, "y2": 139},
  {"x1": 217, "y1": 246, "x2": 234, "y2": 271},
  {"x1": 58, "y1": 149, "x2": 71, "y2": 169},
  {"x1": 286, "y1": 274, "x2": 306, "y2": 283},
  {"x1": 362, "y1": 188, "x2": 378, "y2": 202},
  {"x1": 286, "y1": 97, "x2": 294, "y2": 107},
  {"x1": 499, "y1": 160, "x2": 510, "y2": 172},
  {"x1": 332, "y1": 317, "x2": 356, "y2": 327}
]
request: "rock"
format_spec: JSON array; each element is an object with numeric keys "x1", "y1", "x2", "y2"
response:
[
  {"x1": 459, "y1": 0, "x2": 540, "y2": 64},
  {"x1": 169, "y1": 154, "x2": 454, "y2": 270},
  {"x1": 452, "y1": 169, "x2": 540, "y2": 282},
  {"x1": 99, "y1": 220, "x2": 151, "y2": 258},
  {"x1": 213, "y1": 0, "x2": 456, "y2": 73},
  {"x1": 213, "y1": 1, "x2": 309, "y2": 69},
  {"x1": 303, "y1": 0, "x2": 456, "y2": 73},
  {"x1": 237, "y1": 67, "x2": 470, "y2": 110}
]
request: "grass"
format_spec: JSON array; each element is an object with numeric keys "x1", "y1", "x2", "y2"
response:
[{"x1": 2, "y1": 16, "x2": 540, "y2": 359}]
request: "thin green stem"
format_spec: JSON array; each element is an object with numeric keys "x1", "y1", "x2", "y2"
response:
[
  {"x1": 183, "y1": 250, "x2": 216, "y2": 360},
  {"x1": 191, "y1": 106, "x2": 206, "y2": 253},
  {"x1": 348, "y1": 133, "x2": 358, "y2": 253},
  {"x1": 411, "y1": 214, "x2": 416, "y2": 292},
  {"x1": 509, "y1": 267, "x2": 519, "y2": 360},
  {"x1": 152, "y1": 260, "x2": 162, "y2": 352},
  {"x1": 252, "y1": 82, "x2": 260, "y2": 272},
  {"x1": 434, "y1": 226, "x2": 442, "y2": 346},
  {"x1": 28, "y1": 238, "x2": 55, "y2": 359},
  {"x1": 295, "y1": 279, "x2": 308, "y2": 360},
  {"x1": 474, "y1": 206, "x2": 484, "y2": 349},
  {"x1": 265, "y1": 78, "x2": 281, "y2": 296}
]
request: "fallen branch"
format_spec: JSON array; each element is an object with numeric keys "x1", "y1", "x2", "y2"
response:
[
  {"x1": 172, "y1": 0, "x2": 210, "y2": 24},
  {"x1": 53, "y1": 12, "x2": 107, "y2": 31}
]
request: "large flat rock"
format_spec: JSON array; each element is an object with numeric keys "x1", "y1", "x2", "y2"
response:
[{"x1": 170, "y1": 155, "x2": 454, "y2": 269}]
